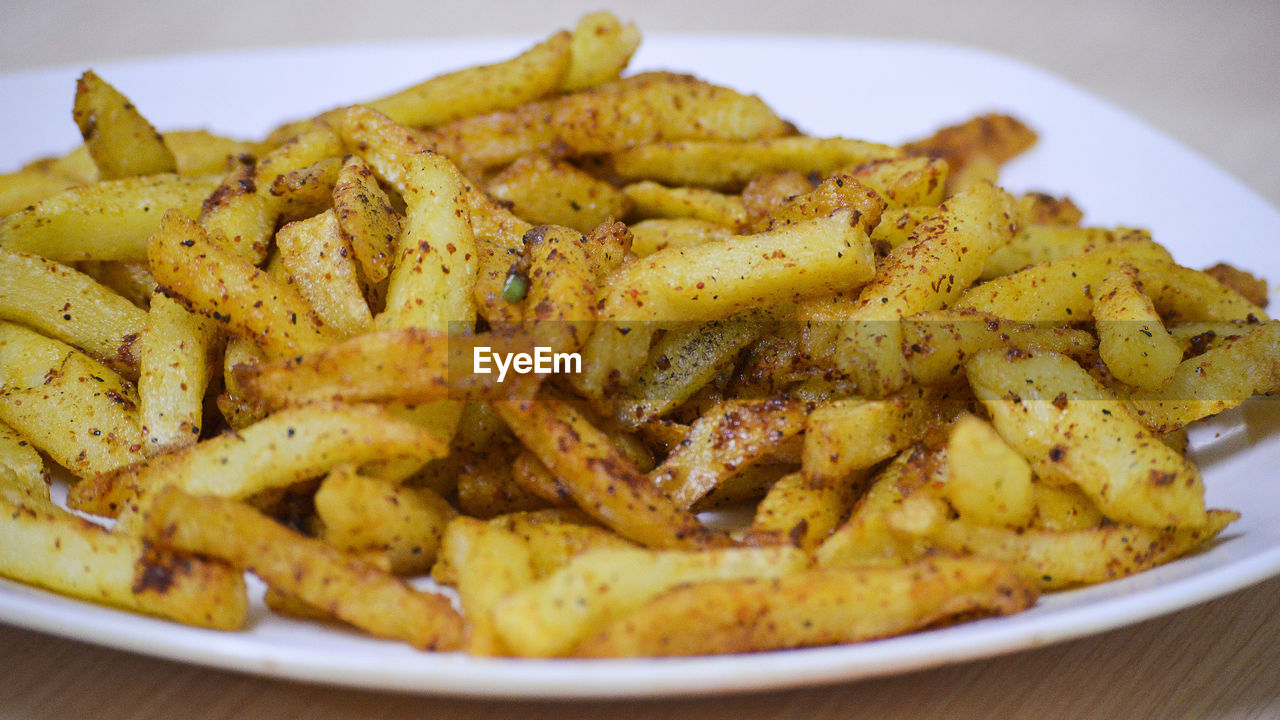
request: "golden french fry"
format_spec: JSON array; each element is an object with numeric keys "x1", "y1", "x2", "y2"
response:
[
  {"x1": 966, "y1": 349, "x2": 1207, "y2": 528},
  {"x1": 941, "y1": 414, "x2": 1034, "y2": 527},
  {"x1": 488, "y1": 154, "x2": 630, "y2": 233},
  {"x1": 622, "y1": 181, "x2": 746, "y2": 229},
  {"x1": 0, "y1": 173, "x2": 220, "y2": 262},
  {"x1": 612, "y1": 136, "x2": 901, "y2": 190},
  {"x1": 575, "y1": 556, "x2": 1036, "y2": 657},
  {"x1": 67, "y1": 402, "x2": 445, "y2": 517},
  {"x1": 562, "y1": 11, "x2": 641, "y2": 91},
  {"x1": 493, "y1": 544, "x2": 809, "y2": 657},
  {"x1": 276, "y1": 209, "x2": 372, "y2": 337},
  {"x1": 495, "y1": 392, "x2": 727, "y2": 549},
  {"x1": 72, "y1": 70, "x2": 176, "y2": 179},
  {"x1": 148, "y1": 212, "x2": 336, "y2": 359},
  {"x1": 143, "y1": 487, "x2": 461, "y2": 650},
  {"x1": 0, "y1": 322, "x2": 143, "y2": 477},
  {"x1": 0, "y1": 482, "x2": 246, "y2": 629},
  {"x1": 1095, "y1": 264, "x2": 1183, "y2": 390},
  {"x1": 137, "y1": 292, "x2": 218, "y2": 456},
  {"x1": 332, "y1": 154, "x2": 401, "y2": 284}
]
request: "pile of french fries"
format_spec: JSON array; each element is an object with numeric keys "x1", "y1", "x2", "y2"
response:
[{"x1": 0, "y1": 12, "x2": 1274, "y2": 658}]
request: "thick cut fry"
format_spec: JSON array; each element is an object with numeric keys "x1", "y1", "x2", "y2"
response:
[
  {"x1": 652, "y1": 397, "x2": 807, "y2": 509},
  {"x1": 901, "y1": 309, "x2": 1096, "y2": 385},
  {"x1": 966, "y1": 349, "x2": 1207, "y2": 528},
  {"x1": 67, "y1": 402, "x2": 445, "y2": 517},
  {"x1": 0, "y1": 422, "x2": 47, "y2": 496},
  {"x1": 575, "y1": 557, "x2": 1036, "y2": 657},
  {"x1": 577, "y1": 208, "x2": 876, "y2": 396},
  {"x1": 518, "y1": 224, "x2": 599, "y2": 352},
  {"x1": 495, "y1": 393, "x2": 726, "y2": 549},
  {"x1": 562, "y1": 11, "x2": 641, "y2": 91},
  {"x1": 276, "y1": 210, "x2": 372, "y2": 337},
  {"x1": 368, "y1": 31, "x2": 572, "y2": 128},
  {"x1": 332, "y1": 154, "x2": 401, "y2": 284},
  {"x1": 752, "y1": 471, "x2": 860, "y2": 550},
  {"x1": 903, "y1": 113, "x2": 1037, "y2": 176},
  {"x1": 613, "y1": 309, "x2": 768, "y2": 426},
  {"x1": 488, "y1": 154, "x2": 630, "y2": 233},
  {"x1": 762, "y1": 172, "x2": 885, "y2": 233},
  {"x1": 72, "y1": 70, "x2": 176, "y2": 180},
  {"x1": 0, "y1": 322, "x2": 143, "y2": 477},
  {"x1": 314, "y1": 465, "x2": 456, "y2": 575},
  {"x1": 493, "y1": 544, "x2": 809, "y2": 657},
  {"x1": 0, "y1": 246, "x2": 146, "y2": 371},
  {"x1": 622, "y1": 181, "x2": 746, "y2": 229},
  {"x1": 981, "y1": 226, "x2": 1155, "y2": 280},
  {"x1": 942, "y1": 414, "x2": 1034, "y2": 527},
  {"x1": 143, "y1": 487, "x2": 461, "y2": 649},
  {"x1": 843, "y1": 156, "x2": 948, "y2": 209},
  {"x1": 957, "y1": 253, "x2": 1262, "y2": 324},
  {"x1": 1095, "y1": 265, "x2": 1182, "y2": 390},
  {"x1": 553, "y1": 72, "x2": 790, "y2": 155},
  {"x1": 814, "y1": 448, "x2": 939, "y2": 568},
  {"x1": 612, "y1": 137, "x2": 901, "y2": 190},
  {"x1": 148, "y1": 212, "x2": 336, "y2": 359},
  {"x1": 1126, "y1": 320, "x2": 1280, "y2": 433},
  {"x1": 893, "y1": 495, "x2": 1237, "y2": 590},
  {"x1": 1031, "y1": 481, "x2": 1104, "y2": 531},
  {"x1": 0, "y1": 483, "x2": 246, "y2": 629},
  {"x1": 830, "y1": 182, "x2": 1017, "y2": 396},
  {"x1": 434, "y1": 516, "x2": 535, "y2": 655},
  {"x1": 0, "y1": 174, "x2": 220, "y2": 262},
  {"x1": 377, "y1": 152, "x2": 477, "y2": 332},
  {"x1": 137, "y1": 292, "x2": 218, "y2": 456},
  {"x1": 627, "y1": 218, "x2": 735, "y2": 257}
]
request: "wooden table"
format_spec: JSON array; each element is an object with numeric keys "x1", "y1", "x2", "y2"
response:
[{"x1": 1, "y1": 2, "x2": 1278, "y2": 718}]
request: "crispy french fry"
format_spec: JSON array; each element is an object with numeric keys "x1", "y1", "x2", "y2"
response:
[
  {"x1": 67, "y1": 402, "x2": 445, "y2": 517},
  {"x1": 72, "y1": 70, "x2": 176, "y2": 180},
  {"x1": 575, "y1": 556, "x2": 1036, "y2": 657},
  {"x1": 137, "y1": 292, "x2": 218, "y2": 456},
  {"x1": 143, "y1": 487, "x2": 461, "y2": 649},
  {"x1": 276, "y1": 209, "x2": 372, "y2": 337}
]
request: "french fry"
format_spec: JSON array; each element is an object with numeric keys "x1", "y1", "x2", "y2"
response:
[
  {"x1": 613, "y1": 136, "x2": 901, "y2": 190},
  {"x1": 276, "y1": 209, "x2": 372, "y2": 337},
  {"x1": 0, "y1": 421, "x2": 47, "y2": 496},
  {"x1": 941, "y1": 414, "x2": 1034, "y2": 527},
  {"x1": 67, "y1": 402, "x2": 446, "y2": 517},
  {"x1": 1094, "y1": 264, "x2": 1183, "y2": 390},
  {"x1": 143, "y1": 487, "x2": 461, "y2": 649},
  {"x1": 488, "y1": 154, "x2": 630, "y2": 232},
  {"x1": 622, "y1": 181, "x2": 746, "y2": 229},
  {"x1": 72, "y1": 70, "x2": 176, "y2": 180},
  {"x1": 652, "y1": 397, "x2": 807, "y2": 509},
  {"x1": 0, "y1": 245, "x2": 146, "y2": 372},
  {"x1": 148, "y1": 212, "x2": 336, "y2": 359},
  {"x1": 332, "y1": 154, "x2": 401, "y2": 285},
  {"x1": 575, "y1": 556, "x2": 1036, "y2": 657},
  {"x1": 0, "y1": 482, "x2": 247, "y2": 629},
  {"x1": 752, "y1": 470, "x2": 860, "y2": 550},
  {"x1": 137, "y1": 292, "x2": 218, "y2": 456},
  {"x1": 314, "y1": 465, "x2": 456, "y2": 575},
  {"x1": 367, "y1": 31, "x2": 572, "y2": 128},
  {"x1": 966, "y1": 349, "x2": 1208, "y2": 528},
  {"x1": 495, "y1": 392, "x2": 727, "y2": 549},
  {"x1": 0, "y1": 322, "x2": 143, "y2": 477},
  {"x1": 562, "y1": 11, "x2": 641, "y2": 91},
  {"x1": 493, "y1": 544, "x2": 809, "y2": 657},
  {"x1": 434, "y1": 516, "x2": 535, "y2": 655},
  {"x1": 0, "y1": 174, "x2": 221, "y2": 262}
]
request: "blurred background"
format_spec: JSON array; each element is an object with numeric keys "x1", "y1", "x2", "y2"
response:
[{"x1": 2, "y1": 0, "x2": 1277, "y2": 207}]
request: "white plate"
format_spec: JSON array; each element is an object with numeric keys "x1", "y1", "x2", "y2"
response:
[{"x1": 0, "y1": 36, "x2": 1278, "y2": 699}]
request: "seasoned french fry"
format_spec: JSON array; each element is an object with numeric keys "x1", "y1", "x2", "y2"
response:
[
  {"x1": 148, "y1": 212, "x2": 336, "y2": 359},
  {"x1": 332, "y1": 154, "x2": 401, "y2": 285},
  {"x1": 562, "y1": 11, "x2": 641, "y2": 91},
  {"x1": 627, "y1": 218, "x2": 735, "y2": 257},
  {"x1": 488, "y1": 154, "x2": 630, "y2": 232},
  {"x1": 941, "y1": 414, "x2": 1034, "y2": 527},
  {"x1": 0, "y1": 246, "x2": 146, "y2": 372},
  {"x1": 613, "y1": 136, "x2": 901, "y2": 190},
  {"x1": 368, "y1": 31, "x2": 572, "y2": 129},
  {"x1": 314, "y1": 465, "x2": 456, "y2": 575},
  {"x1": 276, "y1": 209, "x2": 372, "y2": 337},
  {"x1": 0, "y1": 174, "x2": 220, "y2": 262},
  {"x1": 622, "y1": 181, "x2": 746, "y2": 229},
  {"x1": 495, "y1": 392, "x2": 727, "y2": 549},
  {"x1": 143, "y1": 487, "x2": 461, "y2": 649},
  {"x1": 1095, "y1": 264, "x2": 1183, "y2": 390},
  {"x1": 0, "y1": 322, "x2": 143, "y2": 477},
  {"x1": 67, "y1": 402, "x2": 446, "y2": 517},
  {"x1": 72, "y1": 70, "x2": 176, "y2": 180},
  {"x1": 137, "y1": 292, "x2": 218, "y2": 456},
  {"x1": 0, "y1": 483, "x2": 246, "y2": 629},
  {"x1": 575, "y1": 556, "x2": 1036, "y2": 657},
  {"x1": 966, "y1": 349, "x2": 1207, "y2": 528},
  {"x1": 0, "y1": 421, "x2": 47, "y2": 496},
  {"x1": 493, "y1": 544, "x2": 809, "y2": 657}
]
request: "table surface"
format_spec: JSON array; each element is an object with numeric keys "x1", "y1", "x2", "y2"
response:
[{"x1": 2, "y1": 2, "x2": 1279, "y2": 718}]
